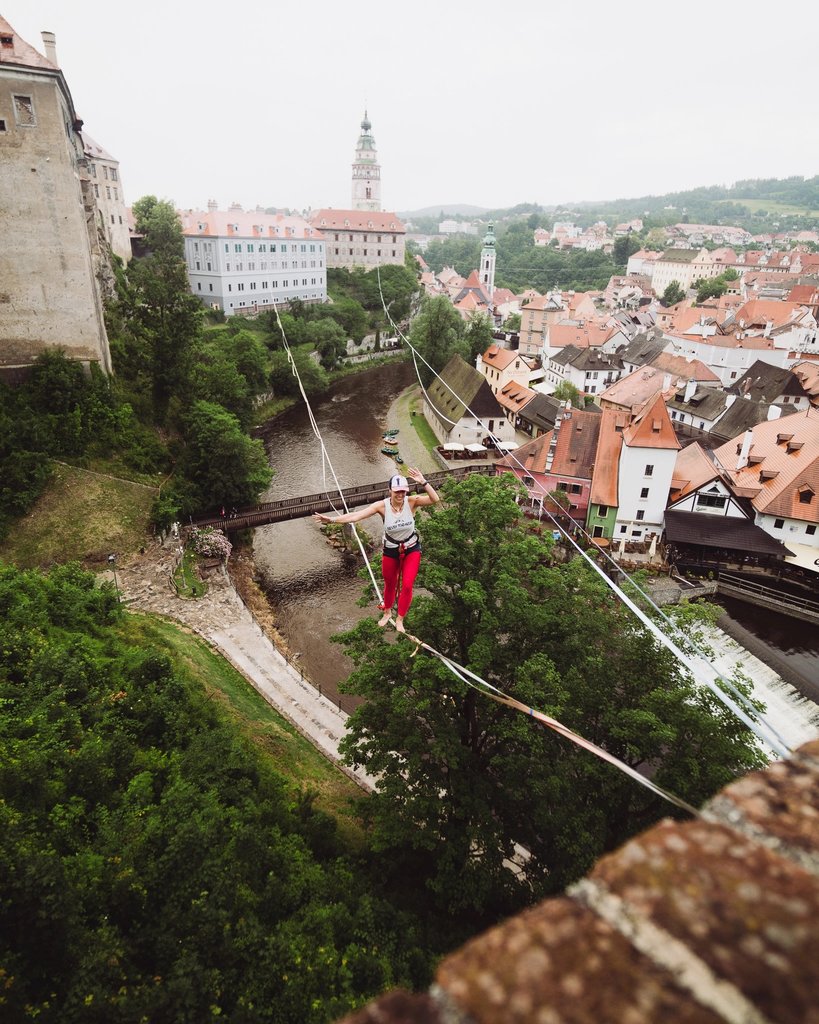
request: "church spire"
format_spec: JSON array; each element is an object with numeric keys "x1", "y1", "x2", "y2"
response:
[{"x1": 351, "y1": 111, "x2": 381, "y2": 211}]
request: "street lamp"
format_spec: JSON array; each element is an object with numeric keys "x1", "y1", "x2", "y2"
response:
[{"x1": 107, "y1": 553, "x2": 120, "y2": 603}]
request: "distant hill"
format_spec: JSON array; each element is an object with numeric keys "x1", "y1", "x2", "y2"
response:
[{"x1": 399, "y1": 203, "x2": 488, "y2": 219}]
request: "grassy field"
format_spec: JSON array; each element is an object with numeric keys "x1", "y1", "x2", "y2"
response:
[
  {"x1": 717, "y1": 198, "x2": 819, "y2": 218},
  {"x1": 407, "y1": 391, "x2": 441, "y2": 454},
  {"x1": 119, "y1": 613, "x2": 368, "y2": 846},
  {"x1": 0, "y1": 461, "x2": 156, "y2": 569}
]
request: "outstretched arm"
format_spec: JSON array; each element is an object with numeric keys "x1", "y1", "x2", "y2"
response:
[
  {"x1": 406, "y1": 467, "x2": 440, "y2": 508},
  {"x1": 313, "y1": 500, "x2": 384, "y2": 526}
]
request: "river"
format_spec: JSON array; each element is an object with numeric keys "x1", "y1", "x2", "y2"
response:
[
  {"x1": 251, "y1": 360, "x2": 819, "y2": 731},
  {"x1": 252, "y1": 360, "x2": 424, "y2": 710}
]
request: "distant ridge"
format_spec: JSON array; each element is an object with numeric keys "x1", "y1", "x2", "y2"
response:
[{"x1": 399, "y1": 203, "x2": 488, "y2": 219}]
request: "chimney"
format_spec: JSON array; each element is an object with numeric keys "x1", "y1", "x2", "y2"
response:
[
  {"x1": 767, "y1": 405, "x2": 782, "y2": 421},
  {"x1": 207, "y1": 198, "x2": 218, "y2": 212},
  {"x1": 545, "y1": 408, "x2": 564, "y2": 473},
  {"x1": 725, "y1": 394, "x2": 737, "y2": 409},
  {"x1": 736, "y1": 429, "x2": 754, "y2": 470},
  {"x1": 41, "y1": 31, "x2": 58, "y2": 66},
  {"x1": 662, "y1": 372, "x2": 672, "y2": 391},
  {"x1": 684, "y1": 378, "x2": 697, "y2": 403}
]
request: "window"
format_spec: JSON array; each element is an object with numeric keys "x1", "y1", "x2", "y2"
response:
[
  {"x1": 798, "y1": 489, "x2": 814, "y2": 504},
  {"x1": 644, "y1": 464, "x2": 654, "y2": 477},
  {"x1": 807, "y1": 525, "x2": 816, "y2": 536},
  {"x1": 208, "y1": 284, "x2": 213, "y2": 292},
  {"x1": 197, "y1": 283, "x2": 201, "y2": 291},
  {"x1": 111, "y1": 168, "x2": 118, "y2": 181},
  {"x1": 206, "y1": 262, "x2": 211, "y2": 271},
  {"x1": 596, "y1": 505, "x2": 608, "y2": 516},
  {"x1": 773, "y1": 518, "x2": 784, "y2": 529},
  {"x1": 632, "y1": 530, "x2": 642, "y2": 538},
  {"x1": 636, "y1": 510, "x2": 645, "y2": 521},
  {"x1": 592, "y1": 526, "x2": 604, "y2": 538},
  {"x1": 195, "y1": 261, "x2": 200, "y2": 270},
  {"x1": 696, "y1": 493, "x2": 727, "y2": 510},
  {"x1": 103, "y1": 165, "x2": 109, "y2": 180},
  {"x1": 620, "y1": 525, "x2": 628, "y2": 534},
  {"x1": 640, "y1": 487, "x2": 649, "y2": 499}
]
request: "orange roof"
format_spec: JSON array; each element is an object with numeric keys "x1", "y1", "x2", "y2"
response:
[
  {"x1": 651, "y1": 352, "x2": 720, "y2": 383},
  {"x1": 454, "y1": 291, "x2": 487, "y2": 312},
  {"x1": 309, "y1": 209, "x2": 405, "y2": 232},
  {"x1": 669, "y1": 443, "x2": 719, "y2": 501},
  {"x1": 482, "y1": 346, "x2": 520, "y2": 371},
  {"x1": 599, "y1": 366, "x2": 674, "y2": 412},
  {"x1": 549, "y1": 321, "x2": 612, "y2": 350},
  {"x1": 589, "y1": 408, "x2": 626, "y2": 506},
  {"x1": 496, "y1": 381, "x2": 537, "y2": 413},
  {"x1": 498, "y1": 408, "x2": 601, "y2": 479},
  {"x1": 713, "y1": 408, "x2": 819, "y2": 523},
  {"x1": 733, "y1": 300, "x2": 804, "y2": 330},
  {"x1": 622, "y1": 393, "x2": 680, "y2": 451}
]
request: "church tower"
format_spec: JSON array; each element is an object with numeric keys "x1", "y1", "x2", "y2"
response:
[
  {"x1": 351, "y1": 111, "x2": 381, "y2": 212},
  {"x1": 480, "y1": 223, "x2": 496, "y2": 299}
]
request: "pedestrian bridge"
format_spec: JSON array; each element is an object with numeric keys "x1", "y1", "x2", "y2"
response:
[{"x1": 191, "y1": 465, "x2": 496, "y2": 532}]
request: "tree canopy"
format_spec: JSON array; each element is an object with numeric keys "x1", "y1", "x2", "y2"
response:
[
  {"x1": 407, "y1": 296, "x2": 467, "y2": 384},
  {"x1": 0, "y1": 561, "x2": 435, "y2": 1022},
  {"x1": 336, "y1": 475, "x2": 765, "y2": 918}
]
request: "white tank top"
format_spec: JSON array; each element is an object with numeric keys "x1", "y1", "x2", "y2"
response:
[{"x1": 383, "y1": 496, "x2": 417, "y2": 548}]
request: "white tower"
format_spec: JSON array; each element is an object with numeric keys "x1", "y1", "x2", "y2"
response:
[
  {"x1": 480, "y1": 223, "x2": 496, "y2": 299},
  {"x1": 351, "y1": 111, "x2": 381, "y2": 212}
]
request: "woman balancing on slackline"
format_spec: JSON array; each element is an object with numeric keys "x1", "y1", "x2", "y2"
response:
[{"x1": 312, "y1": 468, "x2": 440, "y2": 633}]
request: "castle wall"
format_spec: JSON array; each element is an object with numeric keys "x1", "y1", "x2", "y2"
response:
[{"x1": 0, "y1": 66, "x2": 111, "y2": 375}]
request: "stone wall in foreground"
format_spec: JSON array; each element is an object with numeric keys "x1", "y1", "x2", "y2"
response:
[{"x1": 339, "y1": 739, "x2": 819, "y2": 1024}]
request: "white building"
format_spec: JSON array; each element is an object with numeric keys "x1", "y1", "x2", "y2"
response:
[
  {"x1": 180, "y1": 205, "x2": 326, "y2": 316},
  {"x1": 615, "y1": 394, "x2": 681, "y2": 541}
]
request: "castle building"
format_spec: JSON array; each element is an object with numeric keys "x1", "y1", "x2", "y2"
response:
[
  {"x1": 308, "y1": 113, "x2": 405, "y2": 270},
  {"x1": 0, "y1": 18, "x2": 111, "y2": 378},
  {"x1": 81, "y1": 132, "x2": 131, "y2": 264},
  {"x1": 180, "y1": 205, "x2": 327, "y2": 316},
  {"x1": 351, "y1": 110, "x2": 380, "y2": 211}
]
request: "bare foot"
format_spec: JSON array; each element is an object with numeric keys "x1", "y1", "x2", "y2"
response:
[
  {"x1": 378, "y1": 612, "x2": 392, "y2": 627},
  {"x1": 395, "y1": 618, "x2": 406, "y2": 633}
]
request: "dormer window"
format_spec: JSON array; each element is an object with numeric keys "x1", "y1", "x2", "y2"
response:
[
  {"x1": 759, "y1": 469, "x2": 779, "y2": 481},
  {"x1": 747, "y1": 455, "x2": 764, "y2": 466},
  {"x1": 787, "y1": 441, "x2": 804, "y2": 454},
  {"x1": 798, "y1": 487, "x2": 814, "y2": 504},
  {"x1": 1, "y1": 34, "x2": 13, "y2": 48},
  {"x1": 776, "y1": 432, "x2": 794, "y2": 445}
]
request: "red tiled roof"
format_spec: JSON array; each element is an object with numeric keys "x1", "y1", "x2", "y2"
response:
[
  {"x1": 622, "y1": 393, "x2": 680, "y2": 451},
  {"x1": 499, "y1": 408, "x2": 602, "y2": 479},
  {"x1": 549, "y1": 321, "x2": 613, "y2": 350},
  {"x1": 0, "y1": 16, "x2": 57, "y2": 71},
  {"x1": 179, "y1": 209, "x2": 318, "y2": 239},
  {"x1": 669, "y1": 443, "x2": 719, "y2": 501},
  {"x1": 309, "y1": 209, "x2": 405, "y2": 232},
  {"x1": 713, "y1": 408, "x2": 819, "y2": 523},
  {"x1": 589, "y1": 408, "x2": 626, "y2": 506}
]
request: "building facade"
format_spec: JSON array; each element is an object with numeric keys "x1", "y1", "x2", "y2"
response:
[
  {"x1": 180, "y1": 206, "x2": 326, "y2": 316},
  {"x1": 0, "y1": 18, "x2": 111, "y2": 378},
  {"x1": 81, "y1": 132, "x2": 130, "y2": 263},
  {"x1": 309, "y1": 209, "x2": 405, "y2": 270}
]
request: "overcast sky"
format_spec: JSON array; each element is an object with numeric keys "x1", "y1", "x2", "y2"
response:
[{"x1": 6, "y1": 0, "x2": 818, "y2": 215}]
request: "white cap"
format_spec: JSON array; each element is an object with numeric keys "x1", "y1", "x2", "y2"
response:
[{"x1": 389, "y1": 474, "x2": 409, "y2": 490}]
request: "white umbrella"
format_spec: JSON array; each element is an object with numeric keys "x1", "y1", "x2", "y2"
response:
[
  {"x1": 443, "y1": 442, "x2": 465, "y2": 451},
  {"x1": 497, "y1": 440, "x2": 519, "y2": 451},
  {"x1": 466, "y1": 443, "x2": 485, "y2": 452}
]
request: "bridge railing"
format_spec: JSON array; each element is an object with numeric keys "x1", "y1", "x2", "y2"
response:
[{"x1": 191, "y1": 465, "x2": 496, "y2": 531}]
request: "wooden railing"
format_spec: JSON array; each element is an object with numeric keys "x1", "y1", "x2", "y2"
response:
[{"x1": 191, "y1": 465, "x2": 496, "y2": 532}]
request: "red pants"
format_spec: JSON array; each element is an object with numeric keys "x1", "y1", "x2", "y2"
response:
[{"x1": 382, "y1": 548, "x2": 421, "y2": 617}]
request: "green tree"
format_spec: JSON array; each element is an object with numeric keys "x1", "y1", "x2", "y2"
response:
[
  {"x1": 552, "y1": 379, "x2": 584, "y2": 409},
  {"x1": 661, "y1": 280, "x2": 686, "y2": 306},
  {"x1": 179, "y1": 401, "x2": 272, "y2": 512},
  {"x1": 613, "y1": 234, "x2": 641, "y2": 266},
  {"x1": 464, "y1": 312, "x2": 495, "y2": 364},
  {"x1": 502, "y1": 312, "x2": 522, "y2": 332},
  {"x1": 269, "y1": 348, "x2": 328, "y2": 397},
  {"x1": 125, "y1": 197, "x2": 204, "y2": 422},
  {"x1": 408, "y1": 296, "x2": 467, "y2": 384},
  {"x1": 336, "y1": 475, "x2": 764, "y2": 916}
]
